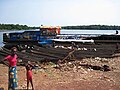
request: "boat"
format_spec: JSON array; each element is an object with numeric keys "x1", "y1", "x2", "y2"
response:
[
  {"x1": 52, "y1": 39, "x2": 94, "y2": 43},
  {"x1": 84, "y1": 34, "x2": 120, "y2": 43}
]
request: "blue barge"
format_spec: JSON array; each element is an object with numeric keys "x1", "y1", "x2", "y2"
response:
[{"x1": 3, "y1": 26, "x2": 61, "y2": 48}]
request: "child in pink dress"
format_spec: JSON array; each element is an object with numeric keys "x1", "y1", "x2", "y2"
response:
[{"x1": 25, "y1": 61, "x2": 34, "y2": 90}]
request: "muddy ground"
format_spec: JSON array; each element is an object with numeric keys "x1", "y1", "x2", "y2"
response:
[{"x1": 0, "y1": 57, "x2": 120, "y2": 90}]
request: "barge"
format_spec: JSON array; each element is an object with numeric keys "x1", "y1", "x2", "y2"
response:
[
  {"x1": 3, "y1": 26, "x2": 120, "y2": 49},
  {"x1": 84, "y1": 34, "x2": 120, "y2": 43},
  {"x1": 3, "y1": 26, "x2": 61, "y2": 49}
]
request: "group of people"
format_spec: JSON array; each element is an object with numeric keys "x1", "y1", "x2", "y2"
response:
[{"x1": 1, "y1": 47, "x2": 34, "y2": 90}]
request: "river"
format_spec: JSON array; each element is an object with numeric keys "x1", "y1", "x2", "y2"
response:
[{"x1": 0, "y1": 29, "x2": 119, "y2": 47}]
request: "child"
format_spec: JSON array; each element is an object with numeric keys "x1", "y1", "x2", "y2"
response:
[{"x1": 25, "y1": 61, "x2": 34, "y2": 90}]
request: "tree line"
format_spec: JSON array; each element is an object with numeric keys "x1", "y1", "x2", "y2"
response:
[
  {"x1": 1, "y1": 24, "x2": 120, "y2": 30},
  {"x1": 0, "y1": 24, "x2": 39, "y2": 30},
  {"x1": 62, "y1": 25, "x2": 120, "y2": 30}
]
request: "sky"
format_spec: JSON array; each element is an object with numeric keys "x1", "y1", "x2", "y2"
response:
[{"x1": 0, "y1": 0, "x2": 120, "y2": 26}]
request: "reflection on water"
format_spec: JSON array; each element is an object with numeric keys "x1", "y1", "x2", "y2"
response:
[{"x1": 0, "y1": 29, "x2": 119, "y2": 47}]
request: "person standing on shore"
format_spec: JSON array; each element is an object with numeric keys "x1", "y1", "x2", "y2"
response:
[
  {"x1": 25, "y1": 61, "x2": 34, "y2": 90},
  {"x1": 116, "y1": 30, "x2": 119, "y2": 34},
  {"x1": 2, "y1": 47, "x2": 18, "y2": 90}
]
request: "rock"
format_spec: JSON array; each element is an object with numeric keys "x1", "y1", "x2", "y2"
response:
[
  {"x1": 94, "y1": 48, "x2": 97, "y2": 51},
  {"x1": 102, "y1": 65, "x2": 110, "y2": 71},
  {"x1": 21, "y1": 50, "x2": 26, "y2": 52},
  {"x1": 95, "y1": 57, "x2": 102, "y2": 60},
  {"x1": 68, "y1": 62, "x2": 72, "y2": 65}
]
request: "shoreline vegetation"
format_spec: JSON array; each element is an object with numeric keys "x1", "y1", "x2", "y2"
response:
[
  {"x1": 0, "y1": 24, "x2": 120, "y2": 30},
  {"x1": 0, "y1": 24, "x2": 39, "y2": 30},
  {"x1": 62, "y1": 25, "x2": 120, "y2": 30}
]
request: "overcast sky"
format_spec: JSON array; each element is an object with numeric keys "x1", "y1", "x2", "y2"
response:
[{"x1": 0, "y1": 0, "x2": 120, "y2": 26}]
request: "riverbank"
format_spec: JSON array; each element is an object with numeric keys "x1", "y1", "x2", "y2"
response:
[
  {"x1": 0, "y1": 56, "x2": 120, "y2": 90},
  {"x1": 0, "y1": 44, "x2": 120, "y2": 90}
]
